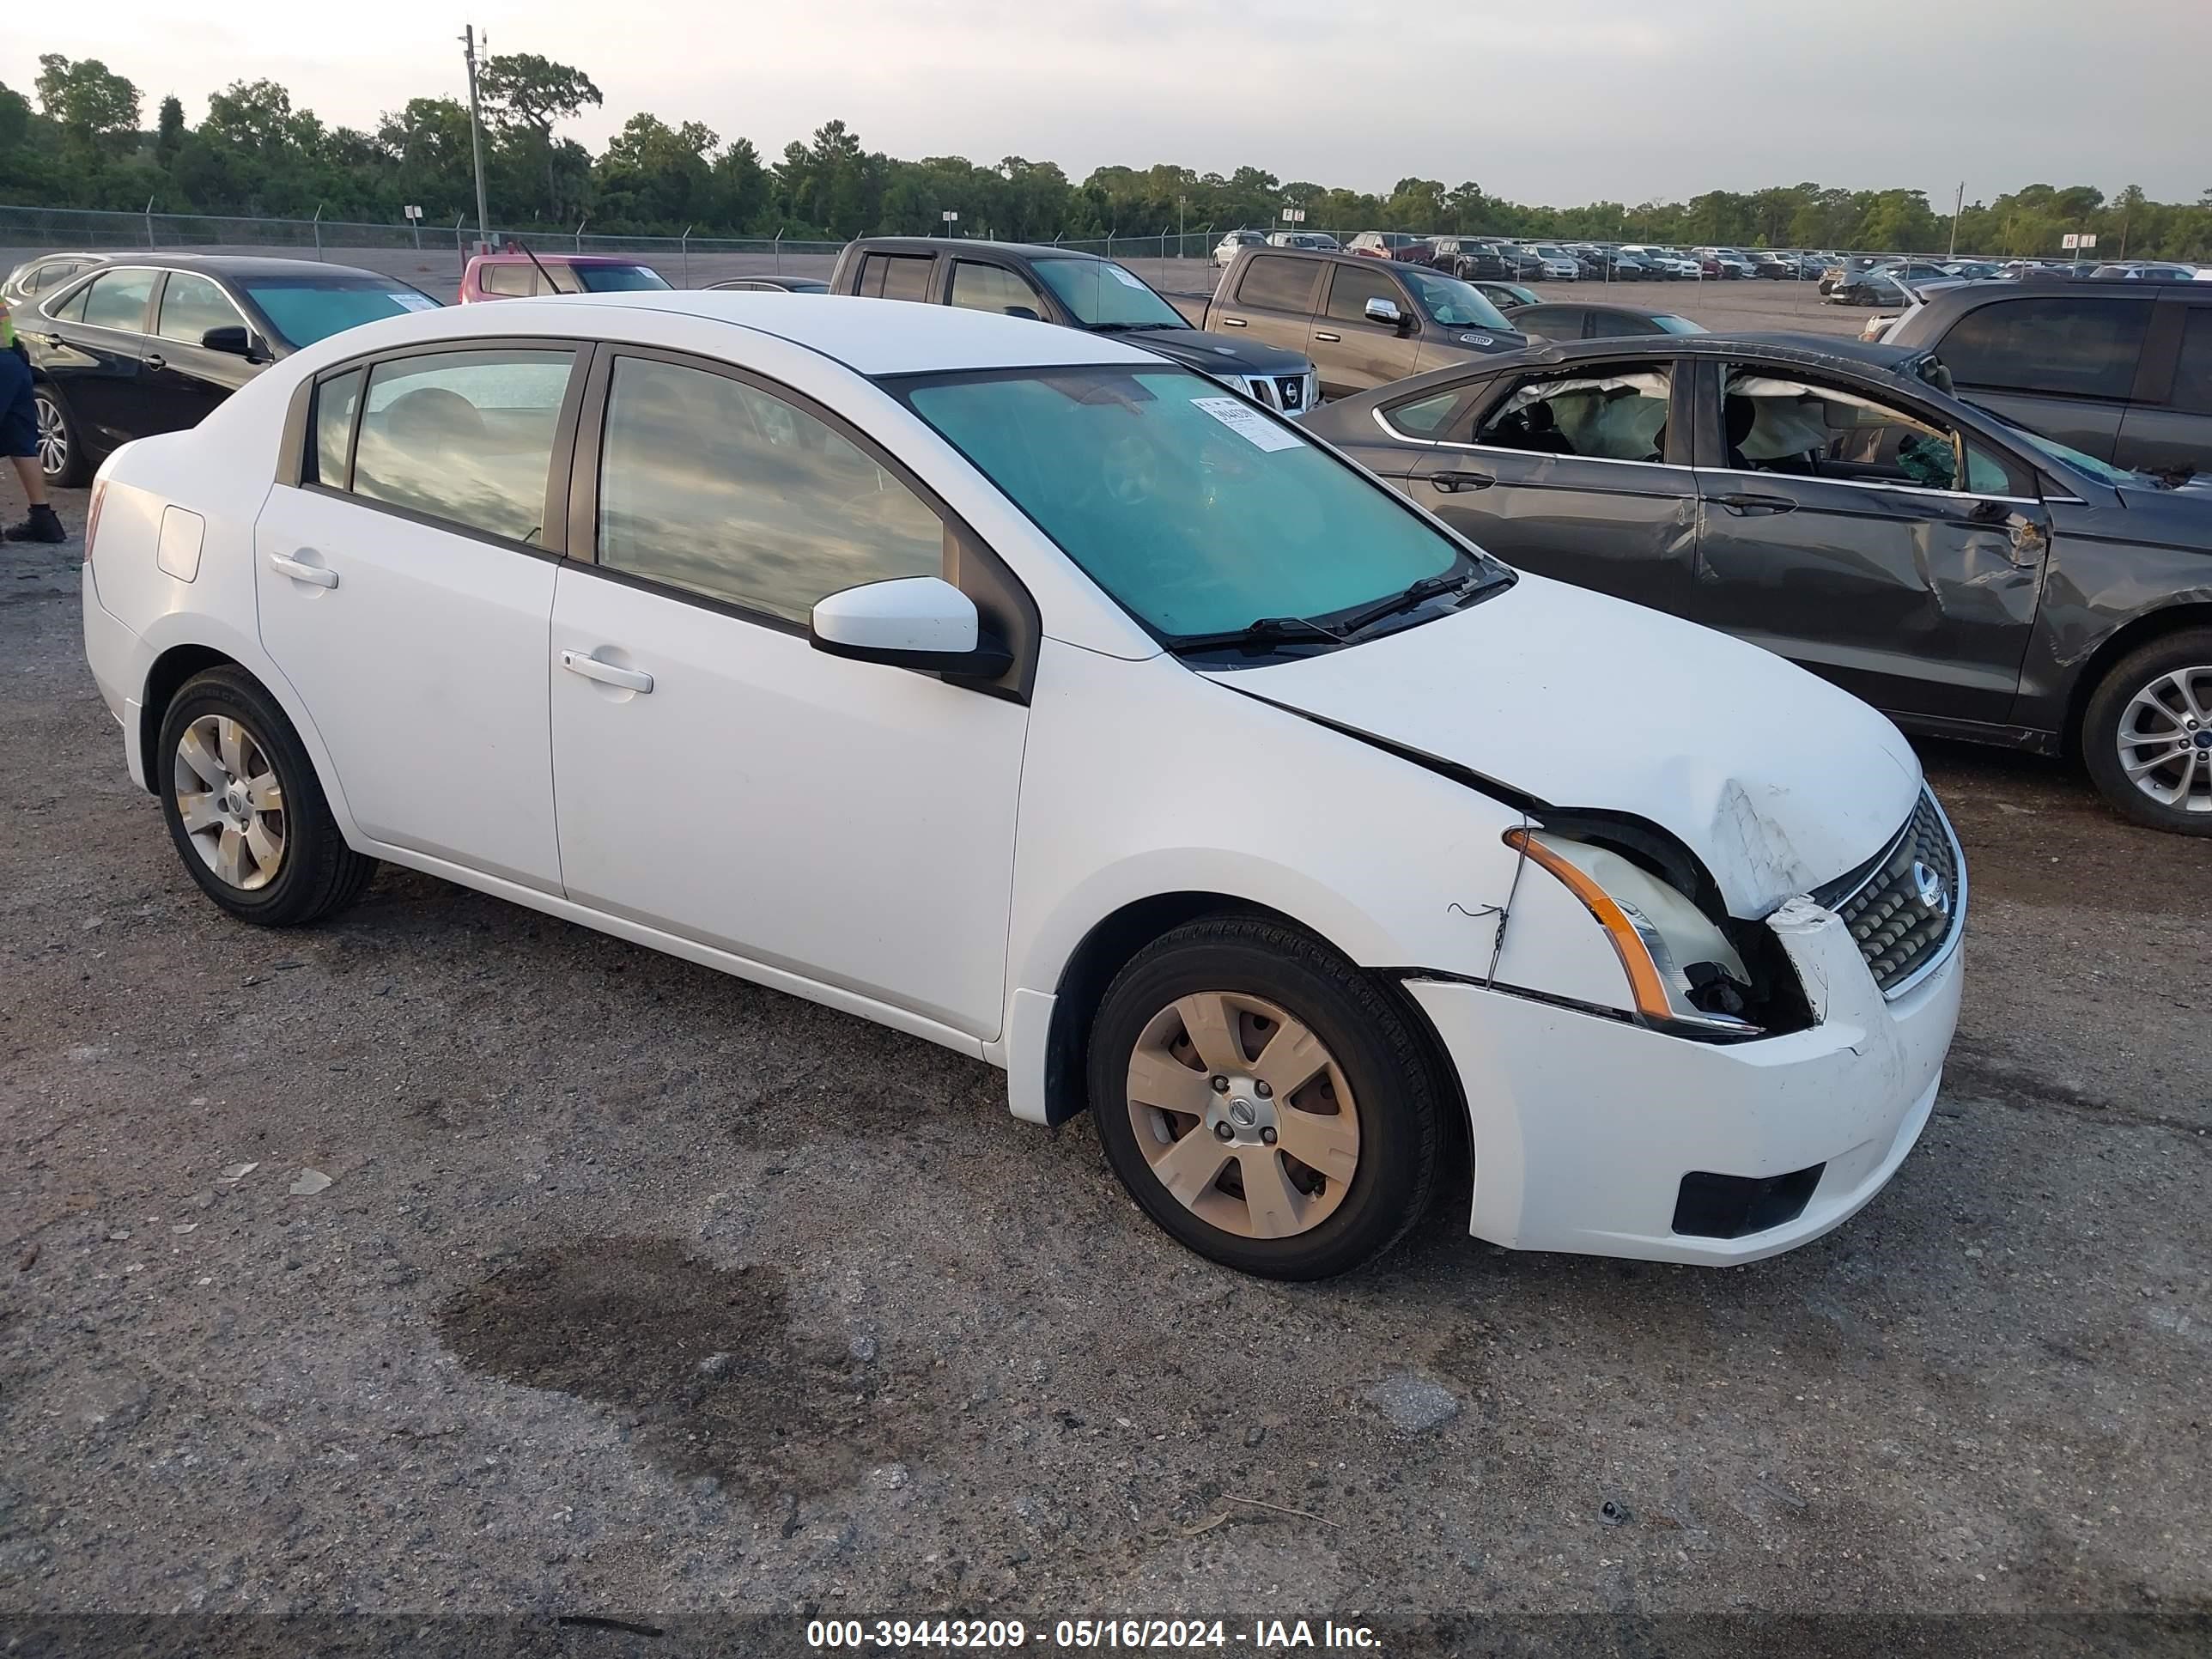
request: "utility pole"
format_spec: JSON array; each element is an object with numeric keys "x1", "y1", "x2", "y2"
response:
[
  {"x1": 1948, "y1": 180, "x2": 1964, "y2": 260},
  {"x1": 461, "y1": 25, "x2": 492, "y2": 252}
]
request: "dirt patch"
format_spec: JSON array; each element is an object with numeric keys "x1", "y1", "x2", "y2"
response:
[{"x1": 437, "y1": 1237, "x2": 935, "y2": 1498}]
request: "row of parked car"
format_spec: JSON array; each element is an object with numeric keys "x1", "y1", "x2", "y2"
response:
[
  {"x1": 1214, "y1": 232, "x2": 1840, "y2": 283},
  {"x1": 14, "y1": 234, "x2": 2212, "y2": 837}
]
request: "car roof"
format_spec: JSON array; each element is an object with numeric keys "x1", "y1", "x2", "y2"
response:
[
  {"x1": 431, "y1": 291, "x2": 1156, "y2": 375},
  {"x1": 61, "y1": 252, "x2": 408, "y2": 282},
  {"x1": 472, "y1": 251, "x2": 657, "y2": 266},
  {"x1": 847, "y1": 236, "x2": 1109, "y2": 264}
]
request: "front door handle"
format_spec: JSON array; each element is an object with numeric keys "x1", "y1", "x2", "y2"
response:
[
  {"x1": 1710, "y1": 492, "x2": 1799, "y2": 516},
  {"x1": 1428, "y1": 471, "x2": 1495, "y2": 493},
  {"x1": 268, "y1": 551, "x2": 338, "y2": 588},
  {"x1": 143, "y1": 353, "x2": 166, "y2": 372},
  {"x1": 1313, "y1": 330, "x2": 1342, "y2": 343},
  {"x1": 561, "y1": 650, "x2": 654, "y2": 694},
  {"x1": 1218, "y1": 316, "x2": 1247, "y2": 326}
]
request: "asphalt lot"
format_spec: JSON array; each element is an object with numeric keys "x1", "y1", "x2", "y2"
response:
[{"x1": 4, "y1": 473, "x2": 2209, "y2": 1651}]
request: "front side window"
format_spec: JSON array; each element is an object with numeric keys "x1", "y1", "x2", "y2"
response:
[
  {"x1": 1233, "y1": 256, "x2": 1320, "y2": 313},
  {"x1": 596, "y1": 356, "x2": 943, "y2": 625},
  {"x1": 897, "y1": 366, "x2": 1494, "y2": 641},
  {"x1": 240, "y1": 277, "x2": 439, "y2": 348},
  {"x1": 1717, "y1": 365, "x2": 2015, "y2": 494},
  {"x1": 2171, "y1": 307, "x2": 2212, "y2": 417},
  {"x1": 857, "y1": 253, "x2": 933, "y2": 301},
  {"x1": 1030, "y1": 258, "x2": 1187, "y2": 329},
  {"x1": 350, "y1": 349, "x2": 575, "y2": 542},
  {"x1": 950, "y1": 261, "x2": 1049, "y2": 320},
  {"x1": 309, "y1": 368, "x2": 363, "y2": 487},
  {"x1": 1325, "y1": 263, "x2": 1403, "y2": 326},
  {"x1": 156, "y1": 273, "x2": 242, "y2": 344},
  {"x1": 1938, "y1": 297, "x2": 2151, "y2": 399},
  {"x1": 80, "y1": 269, "x2": 156, "y2": 332},
  {"x1": 1476, "y1": 367, "x2": 1674, "y2": 464}
]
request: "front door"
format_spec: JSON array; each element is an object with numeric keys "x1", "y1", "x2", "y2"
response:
[
  {"x1": 549, "y1": 349, "x2": 1029, "y2": 1039},
  {"x1": 254, "y1": 344, "x2": 582, "y2": 889},
  {"x1": 144, "y1": 270, "x2": 261, "y2": 435},
  {"x1": 1685, "y1": 357, "x2": 2050, "y2": 725},
  {"x1": 1397, "y1": 359, "x2": 1700, "y2": 617},
  {"x1": 1310, "y1": 262, "x2": 1422, "y2": 398}
]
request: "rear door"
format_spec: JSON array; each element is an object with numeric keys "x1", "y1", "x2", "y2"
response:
[
  {"x1": 2112, "y1": 292, "x2": 2212, "y2": 477},
  {"x1": 1211, "y1": 254, "x2": 1322, "y2": 360},
  {"x1": 143, "y1": 271, "x2": 260, "y2": 434},
  {"x1": 1684, "y1": 356, "x2": 2049, "y2": 725},
  {"x1": 1310, "y1": 261, "x2": 1421, "y2": 398},
  {"x1": 33, "y1": 265, "x2": 157, "y2": 449},
  {"x1": 1932, "y1": 292, "x2": 2155, "y2": 461},
  {"x1": 254, "y1": 343, "x2": 584, "y2": 890},
  {"x1": 1391, "y1": 357, "x2": 1701, "y2": 616},
  {"x1": 852, "y1": 251, "x2": 937, "y2": 301}
]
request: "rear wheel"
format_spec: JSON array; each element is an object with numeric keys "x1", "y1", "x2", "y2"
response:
[
  {"x1": 157, "y1": 666, "x2": 379, "y2": 923},
  {"x1": 1088, "y1": 916, "x2": 1443, "y2": 1279},
  {"x1": 32, "y1": 385, "x2": 88, "y2": 487},
  {"x1": 2081, "y1": 629, "x2": 2212, "y2": 835}
]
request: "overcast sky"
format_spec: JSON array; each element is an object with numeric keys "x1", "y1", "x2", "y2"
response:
[{"x1": 7, "y1": 0, "x2": 2208, "y2": 205}]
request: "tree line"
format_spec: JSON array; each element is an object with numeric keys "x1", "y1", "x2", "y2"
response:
[{"x1": 5, "y1": 51, "x2": 2209, "y2": 259}]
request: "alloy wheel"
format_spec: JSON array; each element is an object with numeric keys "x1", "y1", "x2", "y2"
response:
[
  {"x1": 173, "y1": 714, "x2": 288, "y2": 890},
  {"x1": 1123, "y1": 990, "x2": 1360, "y2": 1240},
  {"x1": 2116, "y1": 665, "x2": 2212, "y2": 814},
  {"x1": 34, "y1": 392, "x2": 69, "y2": 480}
]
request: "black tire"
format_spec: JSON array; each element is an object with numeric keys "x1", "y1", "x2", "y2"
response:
[
  {"x1": 2081, "y1": 629, "x2": 2212, "y2": 836},
  {"x1": 156, "y1": 665, "x2": 378, "y2": 924},
  {"x1": 1087, "y1": 915, "x2": 1444, "y2": 1280},
  {"x1": 32, "y1": 383, "x2": 89, "y2": 487}
]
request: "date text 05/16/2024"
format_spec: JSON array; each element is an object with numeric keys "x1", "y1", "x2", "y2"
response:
[{"x1": 805, "y1": 1618, "x2": 1383, "y2": 1650}]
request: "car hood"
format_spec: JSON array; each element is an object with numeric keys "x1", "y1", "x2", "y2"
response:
[
  {"x1": 1121, "y1": 327, "x2": 1311, "y2": 377},
  {"x1": 1203, "y1": 573, "x2": 1923, "y2": 917}
]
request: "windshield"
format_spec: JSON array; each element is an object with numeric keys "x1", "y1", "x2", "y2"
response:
[
  {"x1": 240, "y1": 278, "x2": 440, "y2": 347},
  {"x1": 1397, "y1": 266, "x2": 1515, "y2": 331},
  {"x1": 2002, "y1": 421, "x2": 2156, "y2": 489},
  {"x1": 895, "y1": 366, "x2": 1499, "y2": 644},
  {"x1": 1652, "y1": 314, "x2": 1706, "y2": 335},
  {"x1": 1031, "y1": 258, "x2": 1188, "y2": 330},
  {"x1": 576, "y1": 264, "x2": 672, "y2": 292}
]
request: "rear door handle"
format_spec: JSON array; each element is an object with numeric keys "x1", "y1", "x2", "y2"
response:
[
  {"x1": 1313, "y1": 330, "x2": 1342, "y2": 342},
  {"x1": 1219, "y1": 316, "x2": 1247, "y2": 326},
  {"x1": 561, "y1": 650, "x2": 654, "y2": 694},
  {"x1": 1710, "y1": 492, "x2": 1799, "y2": 516},
  {"x1": 268, "y1": 551, "x2": 338, "y2": 588},
  {"x1": 1428, "y1": 471, "x2": 1495, "y2": 493}
]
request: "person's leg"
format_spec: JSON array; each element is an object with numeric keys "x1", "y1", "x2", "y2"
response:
[{"x1": 2, "y1": 350, "x2": 64, "y2": 542}]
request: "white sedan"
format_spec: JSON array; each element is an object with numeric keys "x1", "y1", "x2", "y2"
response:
[{"x1": 79, "y1": 294, "x2": 1964, "y2": 1278}]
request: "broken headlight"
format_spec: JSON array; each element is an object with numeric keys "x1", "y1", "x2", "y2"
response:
[{"x1": 1504, "y1": 829, "x2": 1761, "y2": 1036}]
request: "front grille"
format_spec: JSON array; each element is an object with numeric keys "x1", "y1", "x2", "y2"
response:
[
  {"x1": 1818, "y1": 790, "x2": 1965, "y2": 997},
  {"x1": 1273, "y1": 374, "x2": 1306, "y2": 411}
]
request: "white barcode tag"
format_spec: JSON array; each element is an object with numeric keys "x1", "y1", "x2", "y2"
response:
[{"x1": 1191, "y1": 396, "x2": 1304, "y2": 452}]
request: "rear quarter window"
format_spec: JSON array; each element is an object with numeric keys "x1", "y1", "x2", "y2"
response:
[{"x1": 1937, "y1": 296, "x2": 2152, "y2": 400}]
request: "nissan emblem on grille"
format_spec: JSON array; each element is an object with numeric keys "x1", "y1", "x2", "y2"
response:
[{"x1": 1913, "y1": 860, "x2": 1952, "y2": 917}]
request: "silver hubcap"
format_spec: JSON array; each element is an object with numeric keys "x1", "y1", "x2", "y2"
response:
[
  {"x1": 2117, "y1": 666, "x2": 2212, "y2": 814},
  {"x1": 34, "y1": 394, "x2": 68, "y2": 477},
  {"x1": 173, "y1": 715, "x2": 287, "y2": 890}
]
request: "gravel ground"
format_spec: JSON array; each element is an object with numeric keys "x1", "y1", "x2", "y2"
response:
[{"x1": 3, "y1": 473, "x2": 2209, "y2": 1656}]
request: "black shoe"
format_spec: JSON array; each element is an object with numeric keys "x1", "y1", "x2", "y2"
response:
[{"x1": 3, "y1": 506, "x2": 66, "y2": 544}]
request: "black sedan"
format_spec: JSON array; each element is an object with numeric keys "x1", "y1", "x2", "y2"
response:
[
  {"x1": 22, "y1": 254, "x2": 441, "y2": 484},
  {"x1": 1300, "y1": 332, "x2": 2212, "y2": 834},
  {"x1": 706, "y1": 275, "x2": 830, "y2": 293},
  {"x1": 1502, "y1": 302, "x2": 1705, "y2": 342}
]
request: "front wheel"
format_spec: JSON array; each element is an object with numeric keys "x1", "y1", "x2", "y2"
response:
[
  {"x1": 2081, "y1": 630, "x2": 2212, "y2": 834},
  {"x1": 33, "y1": 385, "x2": 88, "y2": 487},
  {"x1": 157, "y1": 666, "x2": 380, "y2": 922},
  {"x1": 1088, "y1": 916, "x2": 1445, "y2": 1279}
]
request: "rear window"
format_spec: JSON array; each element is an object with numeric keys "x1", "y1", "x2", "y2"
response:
[
  {"x1": 1937, "y1": 296, "x2": 2151, "y2": 400},
  {"x1": 479, "y1": 264, "x2": 534, "y2": 296},
  {"x1": 1234, "y1": 256, "x2": 1321, "y2": 313},
  {"x1": 856, "y1": 253, "x2": 933, "y2": 301}
]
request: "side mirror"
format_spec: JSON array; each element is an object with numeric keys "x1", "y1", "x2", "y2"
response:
[
  {"x1": 201, "y1": 325, "x2": 252, "y2": 356},
  {"x1": 809, "y1": 576, "x2": 1012, "y2": 678},
  {"x1": 1364, "y1": 295, "x2": 1406, "y2": 330}
]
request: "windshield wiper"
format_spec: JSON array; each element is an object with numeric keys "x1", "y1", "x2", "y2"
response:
[
  {"x1": 1166, "y1": 616, "x2": 1347, "y2": 655},
  {"x1": 1089, "y1": 320, "x2": 1179, "y2": 332},
  {"x1": 1334, "y1": 570, "x2": 1492, "y2": 636}
]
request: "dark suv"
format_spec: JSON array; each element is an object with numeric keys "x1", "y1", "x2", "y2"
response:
[
  {"x1": 1885, "y1": 276, "x2": 2212, "y2": 477},
  {"x1": 1422, "y1": 239, "x2": 1510, "y2": 281}
]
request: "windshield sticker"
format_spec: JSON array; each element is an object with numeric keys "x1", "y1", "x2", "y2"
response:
[
  {"x1": 1107, "y1": 264, "x2": 1148, "y2": 289},
  {"x1": 391, "y1": 295, "x2": 441, "y2": 311},
  {"x1": 1191, "y1": 396, "x2": 1304, "y2": 453}
]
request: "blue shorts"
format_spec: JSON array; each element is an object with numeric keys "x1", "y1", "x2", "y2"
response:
[{"x1": 0, "y1": 346, "x2": 35, "y2": 459}]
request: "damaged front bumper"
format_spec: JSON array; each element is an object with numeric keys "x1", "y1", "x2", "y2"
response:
[{"x1": 1404, "y1": 896, "x2": 1962, "y2": 1265}]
